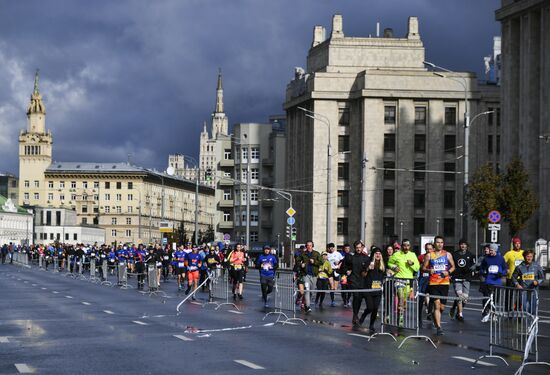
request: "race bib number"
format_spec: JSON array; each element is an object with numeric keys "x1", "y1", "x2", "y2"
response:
[
  {"x1": 189, "y1": 266, "x2": 197, "y2": 271},
  {"x1": 515, "y1": 260, "x2": 523, "y2": 267},
  {"x1": 101, "y1": 255, "x2": 106, "y2": 258},
  {"x1": 488, "y1": 265, "x2": 499, "y2": 274},
  {"x1": 178, "y1": 262, "x2": 185, "y2": 268},
  {"x1": 522, "y1": 273, "x2": 535, "y2": 281},
  {"x1": 433, "y1": 264, "x2": 447, "y2": 272},
  {"x1": 91, "y1": 253, "x2": 95, "y2": 257},
  {"x1": 156, "y1": 262, "x2": 162, "y2": 267},
  {"x1": 207, "y1": 258, "x2": 216, "y2": 264},
  {"x1": 262, "y1": 263, "x2": 272, "y2": 270},
  {"x1": 164, "y1": 256, "x2": 169, "y2": 260},
  {"x1": 234, "y1": 265, "x2": 243, "y2": 270},
  {"x1": 371, "y1": 280, "x2": 382, "y2": 289}
]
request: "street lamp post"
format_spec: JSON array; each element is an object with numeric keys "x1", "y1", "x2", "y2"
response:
[
  {"x1": 181, "y1": 155, "x2": 200, "y2": 246},
  {"x1": 360, "y1": 152, "x2": 368, "y2": 242},
  {"x1": 298, "y1": 106, "x2": 332, "y2": 245}
]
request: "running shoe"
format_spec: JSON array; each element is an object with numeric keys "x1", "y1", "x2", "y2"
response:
[{"x1": 436, "y1": 327, "x2": 444, "y2": 336}]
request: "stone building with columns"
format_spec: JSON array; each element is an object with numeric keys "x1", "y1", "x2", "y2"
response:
[
  {"x1": 496, "y1": 0, "x2": 550, "y2": 247},
  {"x1": 284, "y1": 15, "x2": 500, "y2": 250}
]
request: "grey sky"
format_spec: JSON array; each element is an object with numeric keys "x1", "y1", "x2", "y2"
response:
[{"x1": 0, "y1": 0, "x2": 501, "y2": 174}]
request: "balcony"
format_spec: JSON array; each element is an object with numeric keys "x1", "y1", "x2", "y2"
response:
[
  {"x1": 219, "y1": 159, "x2": 234, "y2": 168},
  {"x1": 218, "y1": 221, "x2": 234, "y2": 230},
  {"x1": 261, "y1": 220, "x2": 272, "y2": 229},
  {"x1": 261, "y1": 199, "x2": 274, "y2": 207},
  {"x1": 262, "y1": 157, "x2": 274, "y2": 167},
  {"x1": 218, "y1": 199, "x2": 234, "y2": 208},
  {"x1": 218, "y1": 178, "x2": 234, "y2": 186}
]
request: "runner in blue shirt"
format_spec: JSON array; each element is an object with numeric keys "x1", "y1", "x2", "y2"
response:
[{"x1": 256, "y1": 246, "x2": 278, "y2": 307}]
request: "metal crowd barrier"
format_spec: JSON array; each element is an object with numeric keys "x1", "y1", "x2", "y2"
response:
[
  {"x1": 89, "y1": 258, "x2": 101, "y2": 283},
  {"x1": 263, "y1": 271, "x2": 305, "y2": 325},
  {"x1": 202, "y1": 268, "x2": 238, "y2": 310},
  {"x1": 117, "y1": 262, "x2": 132, "y2": 289},
  {"x1": 475, "y1": 286, "x2": 549, "y2": 372},
  {"x1": 379, "y1": 278, "x2": 435, "y2": 349},
  {"x1": 38, "y1": 254, "x2": 44, "y2": 269},
  {"x1": 100, "y1": 260, "x2": 113, "y2": 286}
]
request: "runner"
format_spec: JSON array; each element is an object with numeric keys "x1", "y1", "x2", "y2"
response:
[
  {"x1": 134, "y1": 244, "x2": 147, "y2": 289},
  {"x1": 185, "y1": 247, "x2": 202, "y2": 300},
  {"x1": 343, "y1": 240, "x2": 370, "y2": 326},
  {"x1": 326, "y1": 243, "x2": 343, "y2": 307},
  {"x1": 314, "y1": 252, "x2": 333, "y2": 309},
  {"x1": 417, "y1": 242, "x2": 434, "y2": 327},
  {"x1": 504, "y1": 237, "x2": 524, "y2": 287},
  {"x1": 359, "y1": 246, "x2": 385, "y2": 334},
  {"x1": 228, "y1": 244, "x2": 246, "y2": 300},
  {"x1": 256, "y1": 245, "x2": 278, "y2": 307},
  {"x1": 296, "y1": 241, "x2": 322, "y2": 313},
  {"x1": 422, "y1": 236, "x2": 455, "y2": 336},
  {"x1": 511, "y1": 249, "x2": 544, "y2": 314},
  {"x1": 173, "y1": 245, "x2": 187, "y2": 291},
  {"x1": 340, "y1": 244, "x2": 352, "y2": 308},
  {"x1": 450, "y1": 239, "x2": 475, "y2": 321},
  {"x1": 479, "y1": 243, "x2": 507, "y2": 322},
  {"x1": 387, "y1": 239, "x2": 419, "y2": 326}
]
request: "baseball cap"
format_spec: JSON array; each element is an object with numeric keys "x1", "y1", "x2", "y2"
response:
[{"x1": 512, "y1": 237, "x2": 521, "y2": 244}]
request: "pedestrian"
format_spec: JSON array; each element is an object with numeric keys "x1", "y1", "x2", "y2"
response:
[
  {"x1": 256, "y1": 245, "x2": 278, "y2": 307},
  {"x1": 449, "y1": 239, "x2": 476, "y2": 322},
  {"x1": 422, "y1": 236, "x2": 455, "y2": 336},
  {"x1": 314, "y1": 252, "x2": 333, "y2": 309},
  {"x1": 296, "y1": 241, "x2": 322, "y2": 313},
  {"x1": 511, "y1": 249, "x2": 544, "y2": 314}
]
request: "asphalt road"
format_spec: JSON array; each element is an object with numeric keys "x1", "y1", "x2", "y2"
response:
[{"x1": 1, "y1": 261, "x2": 549, "y2": 375}]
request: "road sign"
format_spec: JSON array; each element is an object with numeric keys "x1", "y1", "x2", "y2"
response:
[
  {"x1": 488, "y1": 223, "x2": 501, "y2": 231},
  {"x1": 223, "y1": 233, "x2": 231, "y2": 241},
  {"x1": 488, "y1": 210, "x2": 501, "y2": 224},
  {"x1": 286, "y1": 207, "x2": 296, "y2": 217},
  {"x1": 162, "y1": 237, "x2": 168, "y2": 245},
  {"x1": 287, "y1": 217, "x2": 296, "y2": 225},
  {"x1": 159, "y1": 221, "x2": 173, "y2": 233},
  {"x1": 490, "y1": 230, "x2": 498, "y2": 243}
]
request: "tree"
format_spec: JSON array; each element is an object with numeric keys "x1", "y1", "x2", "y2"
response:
[
  {"x1": 499, "y1": 158, "x2": 538, "y2": 236},
  {"x1": 202, "y1": 225, "x2": 215, "y2": 243},
  {"x1": 468, "y1": 163, "x2": 501, "y2": 228}
]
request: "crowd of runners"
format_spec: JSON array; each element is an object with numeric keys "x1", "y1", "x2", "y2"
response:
[{"x1": 1, "y1": 235, "x2": 546, "y2": 337}]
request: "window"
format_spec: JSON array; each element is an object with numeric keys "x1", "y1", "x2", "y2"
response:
[
  {"x1": 82, "y1": 194, "x2": 88, "y2": 201},
  {"x1": 337, "y1": 190, "x2": 349, "y2": 207},
  {"x1": 338, "y1": 163, "x2": 349, "y2": 180},
  {"x1": 444, "y1": 163, "x2": 456, "y2": 182},
  {"x1": 50, "y1": 233, "x2": 54, "y2": 240},
  {"x1": 82, "y1": 218, "x2": 87, "y2": 224},
  {"x1": 34, "y1": 193, "x2": 39, "y2": 200},
  {"x1": 223, "y1": 171, "x2": 231, "y2": 177},
  {"x1": 241, "y1": 148, "x2": 248, "y2": 161},
  {"x1": 414, "y1": 190, "x2": 425, "y2": 209},
  {"x1": 337, "y1": 218, "x2": 349, "y2": 235},
  {"x1": 71, "y1": 181, "x2": 76, "y2": 188},
  {"x1": 338, "y1": 135, "x2": 350, "y2": 153},
  {"x1": 116, "y1": 194, "x2": 122, "y2": 201},
  {"x1": 338, "y1": 108, "x2": 350, "y2": 126},
  {"x1": 250, "y1": 168, "x2": 259, "y2": 180},
  {"x1": 383, "y1": 217, "x2": 395, "y2": 236},
  {"x1": 443, "y1": 218, "x2": 455, "y2": 237},
  {"x1": 414, "y1": 162, "x2": 426, "y2": 181},
  {"x1": 251, "y1": 147, "x2": 260, "y2": 160},
  {"x1": 105, "y1": 194, "x2": 110, "y2": 201},
  {"x1": 488, "y1": 135, "x2": 493, "y2": 154},
  {"x1": 223, "y1": 212, "x2": 231, "y2": 222},
  {"x1": 104, "y1": 206, "x2": 110, "y2": 213},
  {"x1": 83, "y1": 181, "x2": 88, "y2": 188},
  {"x1": 112, "y1": 218, "x2": 117, "y2": 225},
  {"x1": 127, "y1": 182, "x2": 133, "y2": 190},
  {"x1": 34, "y1": 180, "x2": 39, "y2": 188},
  {"x1": 48, "y1": 181, "x2": 54, "y2": 188},
  {"x1": 384, "y1": 134, "x2": 396, "y2": 152},
  {"x1": 250, "y1": 231, "x2": 258, "y2": 242},
  {"x1": 60, "y1": 194, "x2": 65, "y2": 201},
  {"x1": 59, "y1": 181, "x2": 65, "y2": 188},
  {"x1": 82, "y1": 205, "x2": 88, "y2": 214},
  {"x1": 111, "y1": 230, "x2": 117, "y2": 237},
  {"x1": 383, "y1": 190, "x2": 395, "y2": 208},
  {"x1": 444, "y1": 191, "x2": 455, "y2": 209},
  {"x1": 74, "y1": 233, "x2": 78, "y2": 241},
  {"x1": 93, "y1": 207, "x2": 98, "y2": 214},
  {"x1": 65, "y1": 233, "x2": 69, "y2": 241},
  {"x1": 241, "y1": 169, "x2": 248, "y2": 180},
  {"x1": 241, "y1": 190, "x2": 247, "y2": 203},
  {"x1": 384, "y1": 106, "x2": 396, "y2": 124},
  {"x1": 384, "y1": 161, "x2": 395, "y2": 180},
  {"x1": 48, "y1": 193, "x2": 53, "y2": 201},
  {"x1": 413, "y1": 218, "x2": 425, "y2": 236},
  {"x1": 127, "y1": 194, "x2": 133, "y2": 201},
  {"x1": 223, "y1": 189, "x2": 231, "y2": 201},
  {"x1": 250, "y1": 190, "x2": 258, "y2": 202},
  {"x1": 488, "y1": 107, "x2": 494, "y2": 125},
  {"x1": 24, "y1": 180, "x2": 29, "y2": 188},
  {"x1": 105, "y1": 181, "x2": 110, "y2": 189},
  {"x1": 250, "y1": 211, "x2": 259, "y2": 223},
  {"x1": 445, "y1": 107, "x2": 457, "y2": 125},
  {"x1": 94, "y1": 181, "x2": 99, "y2": 189},
  {"x1": 125, "y1": 229, "x2": 132, "y2": 237},
  {"x1": 126, "y1": 218, "x2": 131, "y2": 225},
  {"x1": 116, "y1": 182, "x2": 122, "y2": 189},
  {"x1": 224, "y1": 149, "x2": 232, "y2": 160},
  {"x1": 24, "y1": 193, "x2": 29, "y2": 200},
  {"x1": 127, "y1": 206, "x2": 133, "y2": 213},
  {"x1": 414, "y1": 134, "x2": 426, "y2": 153},
  {"x1": 496, "y1": 108, "x2": 500, "y2": 126},
  {"x1": 116, "y1": 206, "x2": 122, "y2": 214},
  {"x1": 444, "y1": 135, "x2": 456, "y2": 152},
  {"x1": 496, "y1": 135, "x2": 501, "y2": 154},
  {"x1": 415, "y1": 107, "x2": 426, "y2": 125},
  {"x1": 71, "y1": 194, "x2": 76, "y2": 201},
  {"x1": 93, "y1": 194, "x2": 98, "y2": 201}
]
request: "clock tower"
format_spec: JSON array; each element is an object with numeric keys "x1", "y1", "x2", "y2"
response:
[{"x1": 18, "y1": 70, "x2": 53, "y2": 207}]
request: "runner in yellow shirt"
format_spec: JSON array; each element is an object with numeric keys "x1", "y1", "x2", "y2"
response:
[{"x1": 503, "y1": 237, "x2": 524, "y2": 287}]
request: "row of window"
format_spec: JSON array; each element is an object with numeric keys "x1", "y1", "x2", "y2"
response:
[
  {"x1": 25, "y1": 181, "x2": 135, "y2": 189},
  {"x1": 239, "y1": 169, "x2": 260, "y2": 180},
  {"x1": 383, "y1": 217, "x2": 456, "y2": 237},
  {"x1": 24, "y1": 145, "x2": 41, "y2": 155},
  {"x1": 235, "y1": 147, "x2": 260, "y2": 161},
  {"x1": 111, "y1": 229, "x2": 132, "y2": 237},
  {"x1": 38, "y1": 232, "x2": 78, "y2": 241},
  {"x1": 383, "y1": 161, "x2": 456, "y2": 182},
  {"x1": 383, "y1": 189, "x2": 455, "y2": 210},
  {"x1": 383, "y1": 134, "x2": 457, "y2": 153}
]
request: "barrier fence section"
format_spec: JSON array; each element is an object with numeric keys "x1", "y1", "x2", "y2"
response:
[
  {"x1": 476, "y1": 286, "x2": 550, "y2": 373},
  {"x1": 380, "y1": 277, "x2": 435, "y2": 349},
  {"x1": 117, "y1": 262, "x2": 131, "y2": 289},
  {"x1": 263, "y1": 271, "x2": 305, "y2": 325},
  {"x1": 204, "y1": 268, "x2": 238, "y2": 310}
]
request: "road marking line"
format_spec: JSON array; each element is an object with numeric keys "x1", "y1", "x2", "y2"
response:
[
  {"x1": 198, "y1": 325, "x2": 253, "y2": 333},
  {"x1": 228, "y1": 310, "x2": 243, "y2": 314},
  {"x1": 41, "y1": 287, "x2": 47, "y2": 290},
  {"x1": 0, "y1": 337, "x2": 9, "y2": 343},
  {"x1": 52, "y1": 291, "x2": 59, "y2": 294},
  {"x1": 14, "y1": 363, "x2": 33, "y2": 373},
  {"x1": 103, "y1": 310, "x2": 115, "y2": 315},
  {"x1": 173, "y1": 334, "x2": 193, "y2": 341},
  {"x1": 190, "y1": 301, "x2": 202, "y2": 305},
  {"x1": 65, "y1": 296, "x2": 73, "y2": 299},
  {"x1": 347, "y1": 333, "x2": 371, "y2": 339},
  {"x1": 132, "y1": 320, "x2": 148, "y2": 325},
  {"x1": 81, "y1": 302, "x2": 91, "y2": 305},
  {"x1": 452, "y1": 356, "x2": 496, "y2": 367},
  {"x1": 234, "y1": 360, "x2": 265, "y2": 370},
  {"x1": 31, "y1": 284, "x2": 37, "y2": 287}
]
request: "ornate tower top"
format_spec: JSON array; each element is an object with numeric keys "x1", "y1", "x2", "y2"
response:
[
  {"x1": 214, "y1": 68, "x2": 224, "y2": 114},
  {"x1": 27, "y1": 69, "x2": 46, "y2": 116}
]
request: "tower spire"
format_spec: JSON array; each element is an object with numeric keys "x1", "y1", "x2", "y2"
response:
[
  {"x1": 27, "y1": 69, "x2": 45, "y2": 116},
  {"x1": 215, "y1": 68, "x2": 224, "y2": 114},
  {"x1": 33, "y1": 69, "x2": 40, "y2": 95}
]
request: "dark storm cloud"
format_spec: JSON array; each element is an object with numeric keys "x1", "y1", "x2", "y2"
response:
[{"x1": 0, "y1": 0, "x2": 501, "y2": 174}]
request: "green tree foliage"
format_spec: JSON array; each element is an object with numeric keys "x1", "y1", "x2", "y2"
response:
[
  {"x1": 499, "y1": 158, "x2": 538, "y2": 235},
  {"x1": 468, "y1": 163, "x2": 501, "y2": 228}
]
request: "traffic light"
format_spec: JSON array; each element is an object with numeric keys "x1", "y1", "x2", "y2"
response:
[
  {"x1": 291, "y1": 227, "x2": 297, "y2": 241},
  {"x1": 205, "y1": 168, "x2": 212, "y2": 181},
  {"x1": 285, "y1": 225, "x2": 291, "y2": 238}
]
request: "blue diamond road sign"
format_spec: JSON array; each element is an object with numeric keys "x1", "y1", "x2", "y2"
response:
[{"x1": 287, "y1": 217, "x2": 296, "y2": 225}]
